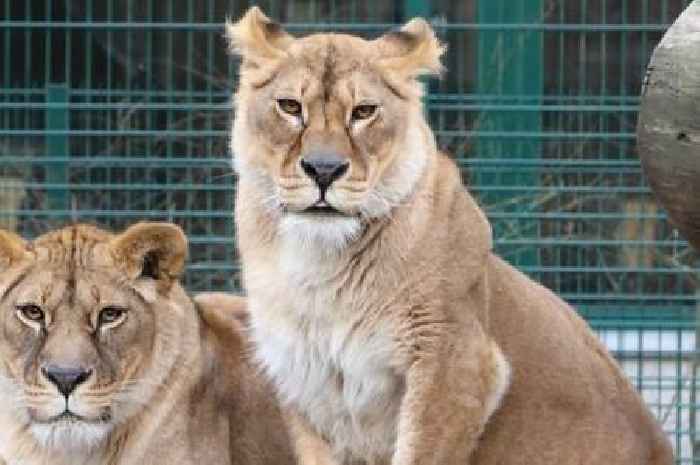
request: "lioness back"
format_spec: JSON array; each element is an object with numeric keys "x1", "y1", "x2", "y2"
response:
[
  {"x1": 0, "y1": 223, "x2": 293, "y2": 465},
  {"x1": 194, "y1": 291, "x2": 296, "y2": 465},
  {"x1": 478, "y1": 254, "x2": 672, "y2": 464}
]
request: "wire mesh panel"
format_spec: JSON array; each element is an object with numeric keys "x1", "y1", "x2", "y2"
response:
[
  {"x1": 0, "y1": 0, "x2": 239, "y2": 291},
  {"x1": 0, "y1": 0, "x2": 698, "y2": 462}
]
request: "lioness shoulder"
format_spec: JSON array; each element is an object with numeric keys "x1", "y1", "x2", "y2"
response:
[{"x1": 0, "y1": 223, "x2": 293, "y2": 465}]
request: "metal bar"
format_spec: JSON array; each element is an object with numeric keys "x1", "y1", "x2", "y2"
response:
[
  {"x1": 44, "y1": 85, "x2": 70, "y2": 211},
  {"x1": 0, "y1": 129, "x2": 639, "y2": 139},
  {"x1": 0, "y1": 157, "x2": 232, "y2": 166},
  {"x1": 0, "y1": 102, "x2": 643, "y2": 111},
  {"x1": 0, "y1": 21, "x2": 675, "y2": 32}
]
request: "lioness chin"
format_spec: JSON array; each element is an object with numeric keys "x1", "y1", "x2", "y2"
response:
[
  {"x1": 0, "y1": 223, "x2": 293, "y2": 465},
  {"x1": 227, "y1": 6, "x2": 673, "y2": 465}
]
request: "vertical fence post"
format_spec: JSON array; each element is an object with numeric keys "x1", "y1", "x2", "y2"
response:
[
  {"x1": 45, "y1": 84, "x2": 69, "y2": 212},
  {"x1": 476, "y1": 0, "x2": 542, "y2": 267}
]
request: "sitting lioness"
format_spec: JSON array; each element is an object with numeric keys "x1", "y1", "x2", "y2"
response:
[
  {"x1": 227, "y1": 7, "x2": 673, "y2": 465},
  {"x1": 0, "y1": 223, "x2": 294, "y2": 465}
]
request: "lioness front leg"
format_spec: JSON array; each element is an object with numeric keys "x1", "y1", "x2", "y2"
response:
[
  {"x1": 393, "y1": 332, "x2": 510, "y2": 465},
  {"x1": 286, "y1": 409, "x2": 340, "y2": 465}
]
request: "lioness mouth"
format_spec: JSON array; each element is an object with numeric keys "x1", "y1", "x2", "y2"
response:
[
  {"x1": 44, "y1": 410, "x2": 111, "y2": 424},
  {"x1": 303, "y1": 205, "x2": 343, "y2": 215},
  {"x1": 301, "y1": 200, "x2": 344, "y2": 215},
  {"x1": 43, "y1": 411, "x2": 84, "y2": 424}
]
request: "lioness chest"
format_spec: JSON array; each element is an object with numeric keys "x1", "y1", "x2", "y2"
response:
[{"x1": 250, "y1": 286, "x2": 404, "y2": 463}]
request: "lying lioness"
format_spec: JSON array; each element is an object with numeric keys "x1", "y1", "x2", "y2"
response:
[
  {"x1": 227, "y1": 7, "x2": 673, "y2": 465},
  {"x1": 0, "y1": 223, "x2": 294, "y2": 465}
]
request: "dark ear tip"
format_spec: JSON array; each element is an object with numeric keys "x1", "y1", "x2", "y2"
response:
[
  {"x1": 130, "y1": 222, "x2": 187, "y2": 251},
  {"x1": 402, "y1": 17, "x2": 433, "y2": 34},
  {"x1": 247, "y1": 6, "x2": 284, "y2": 37},
  {"x1": 384, "y1": 30, "x2": 419, "y2": 46},
  {"x1": 265, "y1": 20, "x2": 284, "y2": 36},
  {"x1": 110, "y1": 222, "x2": 188, "y2": 281},
  {"x1": 380, "y1": 17, "x2": 441, "y2": 52},
  {"x1": 246, "y1": 5, "x2": 272, "y2": 25}
]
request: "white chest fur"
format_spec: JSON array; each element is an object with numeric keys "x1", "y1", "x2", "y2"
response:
[
  {"x1": 249, "y1": 274, "x2": 403, "y2": 463},
  {"x1": 0, "y1": 424, "x2": 101, "y2": 465}
]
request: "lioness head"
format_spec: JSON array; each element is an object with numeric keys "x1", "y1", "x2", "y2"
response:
[
  {"x1": 228, "y1": 7, "x2": 445, "y2": 249},
  {"x1": 0, "y1": 223, "x2": 188, "y2": 451}
]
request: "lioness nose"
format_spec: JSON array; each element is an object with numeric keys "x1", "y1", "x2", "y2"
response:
[
  {"x1": 300, "y1": 155, "x2": 349, "y2": 192},
  {"x1": 42, "y1": 365, "x2": 93, "y2": 397}
]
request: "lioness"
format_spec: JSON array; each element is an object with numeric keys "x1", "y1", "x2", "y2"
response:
[
  {"x1": 0, "y1": 223, "x2": 294, "y2": 465},
  {"x1": 227, "y1": 7, "x2": 672, "y2": 465}
]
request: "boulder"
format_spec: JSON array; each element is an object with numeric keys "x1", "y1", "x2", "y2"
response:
[{"x1": 637, "y1": 0, "x2": 700, "y2": 249}]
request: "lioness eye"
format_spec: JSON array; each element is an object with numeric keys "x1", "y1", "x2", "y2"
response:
[
  {"x1": 99, "y1": 307, "x2": 126, "y2": 327},
  {"x1": 16, "y1": 304, "x2": 44, "y2": 322},
  {"x1": 351, "y1": 104, "x2": 377, "y2": 121},
  {"x1": 277, "y1": 99, "x2": 302, "y2": 117}
]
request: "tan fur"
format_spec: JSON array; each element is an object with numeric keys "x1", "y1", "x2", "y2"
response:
[
  {"x1": 194, "y1": 292, "x2": 249, "y2": 328},
  {"x1": 0, "y1": 223, "x2": 293, "y2": 465},
  {"x1": 228, "y1": 7, "x2": 672, "y2": 465}
]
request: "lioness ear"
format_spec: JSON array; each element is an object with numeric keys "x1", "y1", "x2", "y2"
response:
[
  {"x1": 109, "y1": 222, "x2": 187, "y2": 283},
  {"x1": 225, "y1": 6, "x2": 292, "y2": 66},
  {"x1": 376, "y1": 18, "x2": 446, "y2": 78},
  {"x1": 0, "y1": 229, "x2": 28, "y2": 270}
]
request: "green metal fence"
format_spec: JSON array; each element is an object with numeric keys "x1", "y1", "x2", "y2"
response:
[{"x1": 0, "y1": 0, "x2": 697, "y2": 461}]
